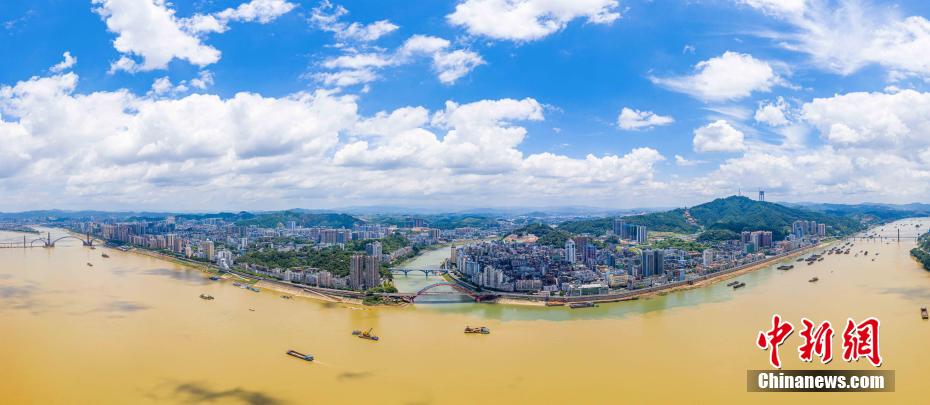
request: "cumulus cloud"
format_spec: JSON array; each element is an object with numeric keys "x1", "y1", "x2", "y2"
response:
[
  {"x1": 754, "y1": 97, "x2": 791, "y2": 126},
  {"x1": 447, "y1": 0, "x2": 621, "y2": 41},
  {"x1": 692, "y1": 120, "x2": 746, "y2": 152},
  {"x1": 183, "y1": 0, "x2": 296, "y2": 34},
  {"x1": 802, "y1": 89, "x2": 930, "y2": 149},
  {"x1": 147, "y1": 71, "x2": 213, "y2": 97},
  {"x1": 94, "y1": 0, "x2": 294, "y2": 73},
  {"x1": 617, "y1": 107, "x2": 674, "y2": 130},
  {"x1": 674, "y1": 155, "x2": 704, "y2": 166},
  {"x1": 741, "y1": 0, "x2": 930, "y2": 79},
  {"x1": 684, "y1": 87, "x2": 930, "y2": 203},
  {"x1": 0, "y1": 72, "x2": 666, "y2": 210},
  {"x1": 650, "y1": 51, "x2": 782, "y2": 102},
  {"x1": 314, "y1": 34, "x2": 485, "y2": 86},
  {"x1": 307, "y1": 3, "x2": 483, "y2": 86},
  {"x1": 310, "y1": 0, "x2": 398, "y2": 42},
  {"x1": 50, "y1": 52, "x2": 77, "y2": 73}
]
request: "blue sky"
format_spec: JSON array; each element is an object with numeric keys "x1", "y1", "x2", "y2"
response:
[{"x1": 2, "y1": 0, "x2": 930, "y2": 211}]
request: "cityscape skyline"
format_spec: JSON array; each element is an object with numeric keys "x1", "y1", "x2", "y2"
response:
[{"x1": 4, "y1": 1, "x2": 930, "y2": 211}]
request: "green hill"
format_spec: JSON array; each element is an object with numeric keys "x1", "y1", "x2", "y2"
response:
[
  {"x1": 235, "y1": 211, "x2": 361, "y2": 228},
  {"x1": 512, "y1": 223, "x2": 572, "y2": 247},
  {"x1": 557, "y1": 209, "x2": 698, "y2": 235},
  {"x1": 557, "y1": 196, "x2": 864, "y2": 239},
  {"x1": 688, "y1": 196, "x2": 862, "y2": 239}
]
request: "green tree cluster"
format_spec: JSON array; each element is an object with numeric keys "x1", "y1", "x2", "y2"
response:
[{"x1": 513, "y1": 223, "x2": 572, "y2": 247}]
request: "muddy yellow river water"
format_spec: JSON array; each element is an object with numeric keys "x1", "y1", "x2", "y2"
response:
[{"x1": 2, "y1": 220, "x2": 930, "y2": 404}]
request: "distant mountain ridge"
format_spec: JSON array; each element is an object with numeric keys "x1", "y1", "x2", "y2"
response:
[
  {"x1": 234, "y1": 211, "x2": 362, "y2": 228},
  {"x1": 558, "y1": 196, "x2": 867, "y2": 239}
]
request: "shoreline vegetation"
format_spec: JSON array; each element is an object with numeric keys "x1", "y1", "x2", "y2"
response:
[
  {"x1": 0, "y1": 225, "x2": 39, "y2": 234},
  {"x1": 910, "y1": 232, "x2": 930, "y2": 271}
]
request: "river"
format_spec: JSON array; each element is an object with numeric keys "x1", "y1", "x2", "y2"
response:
[{"x1": 2, "y1": 220, "x2": 930, "y2": 404}]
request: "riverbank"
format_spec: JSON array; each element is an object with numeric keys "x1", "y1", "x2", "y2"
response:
[
  {"x1": 619, "y1": 240, "x2": 833, "y2": 301},
  {"x1": 81, "y1": 227, "x2": 835, "y2": 308},
  {"x1": 456, "y1": 239, "x2": 837, "y2": 307},
  {"x1": 116, "y1": 243, "x2": 384, "y2": 306}
]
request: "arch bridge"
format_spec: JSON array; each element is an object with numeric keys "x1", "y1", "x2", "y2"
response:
[
  {"x1": 388, "y1": 282, "x2": 498, "y2": 303},
  {"x1": 0, "y1": 232, "x2": 101, "y2": 248},
  {"x1": 389, "y1": 268, "x2": 448, "y2": 276}
]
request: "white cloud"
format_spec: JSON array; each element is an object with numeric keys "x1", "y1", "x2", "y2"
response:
[
  {"x1": 431, "y1": 50, "x2": 486, "y2": 84},
  {"x1": 310, "y1": 1, "x2": 398, "y2": 42},
  {"x1": 447, "y1": 0, "x2": 620, "y2": 41},
  {"x1": 674, "y1": 155, "x2": 704, "y2": 166},
  {"x1": 50, "y1": 51, "x2": 77, "y2": 73},
  {"x1": 147, "y1": 71, "x2": 214, "y2": 97},
  {"x1": 149, "y1": 76, "x2": 187, "y2": 96},
  {"x1": 738, "y1": 0, "x2": 806, "y2": 16},
  {"x1": 313, "y1": 69, "x2": 379, "y2": 87},
  {"x1": 94, "y1": 0, "x2": 294, "y2": 72},
  {"x1": 685, "y1": 87, "x2": 930, "y2": 203},
  {"x1": 339, "y1": 20, "x2": 400, "y2": 42},
  {"x1": 0, "y1": 71, "x2": 666, "y2": 210},
  {"x1": 741, "y1": 0, "x2": 930, "y2": 78},
  {"x1": 93, "y1": 0, "x2": 221, "y2": 72},
  {"x1": 650, "y1": 51, "x2": 782, "y2": 102},
  {"x1": 693, "y1": 120, "x2": 746, "y2": 152},
  {"x1": 754, "y1": 97, "x2": 790, "y2": 126},
  {"x1": 316, "y1": 34, "x2": 485, "y2": 87},
  {"x1": 322, "y1": 54, "x2": 394, "y2": 70},
  {"x1": 399, "y1": 35, "x2": 451, "y2": 56},
  {"x1": 190, "y1": 70, "x2": 214, "y2": 90},
  {"x1": 617, "y1": 107, "x2": 674, "y2": 130},
  {"x1": 215, "y1": 0, "x2": 296, "y2": 24},
  {"x1": 802, "y1": 89, "x2": 930, "y2": 148}
]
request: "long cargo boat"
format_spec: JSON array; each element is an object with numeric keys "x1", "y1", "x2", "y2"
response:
[
  {"x1": 569, "y1": 302, "x2": 596, "y2": 309},
  {"x1": 286, "y1": 350, "x2": 314, "y2": 362}
]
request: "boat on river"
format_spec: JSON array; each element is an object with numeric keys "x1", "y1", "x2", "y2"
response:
[
  {"x1": 199, "y1": 294, "x2": 214, "y2": 300},
  {"x1": 353, "y1": 328, "x2": 380, "y2": 341},
  {"x1": 101, "y1": 253, "x2": 109, "y2": 258},
  {"x1": 286, "y1": 350, "x2": 314, "y2": 362},
  {"x1": 86, "y1": 262, "x2": 93, "y2": 267},
  {"x1": 569, "y1": 302, "x2": 596, "y2": 309},
  {"x1": 732, "y1": 282, "x2": 746, "y2": 289},
  {"x1": 209, "y1": 276, "x2": 221, "y2": 281},
  {"x1": 777, "y1": 265, "x2": 794, "y2": 270},
  {"x1": 809, "y1": 277, "x2": 819, "y2": 283},
  {"x1": 726, "y1": 281, "x2": 740, "y2": 287},
  {"x1": 922, "y1": 307, "x2": 928, "y2": 320},
  {"x1": 464, "y1": 326, "x2": 490, "y2": 334}
]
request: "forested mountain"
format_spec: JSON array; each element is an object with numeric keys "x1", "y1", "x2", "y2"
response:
[
  {"x1": 556, "y1": 196, "x2": 864, "y2": 239},
  {"x1": 234, "y1": 211, "x2": 361, "y2": 228}
]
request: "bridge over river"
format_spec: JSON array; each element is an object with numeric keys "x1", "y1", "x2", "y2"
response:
[
  {"x1": 0, "y1": 232, "x2": 101, "y2": 248},
  {"x1": 383, "y1": 282, "x2": 499, "y2": 303},
  {"x1": 389, "y1": 268, "x2": 448, "y2": 276}
]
